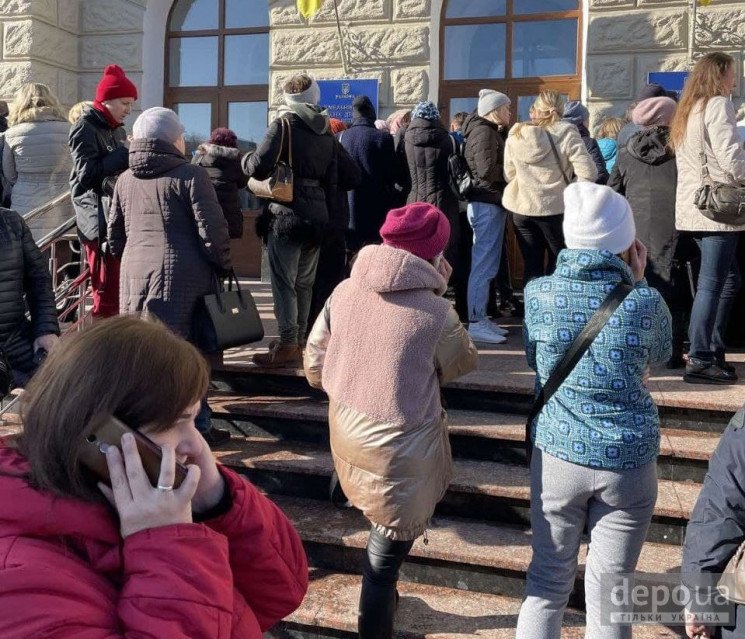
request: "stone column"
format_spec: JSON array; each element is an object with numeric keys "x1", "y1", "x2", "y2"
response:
[
  {"x1": 0, "y1": 0, "x2": 79, "y2": 107},
  {"x1": 269, "y1": 0, "x2": 432, "y2": 118}
]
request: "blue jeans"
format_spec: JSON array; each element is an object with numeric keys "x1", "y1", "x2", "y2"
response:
[
  {"x1": 688, "y1": 232, "x2": 741, "y2": 361},
  {"x1": 467, "y1": 202, "x2": 506, "y2": 322}
]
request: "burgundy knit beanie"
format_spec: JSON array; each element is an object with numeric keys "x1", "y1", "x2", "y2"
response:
[
  {"x1": 380, "y1": 202, "x2": 450, "y2": 261},
  {"x1": 209, "y1": 127, "x2": 238, "y2": 147},
  {"x1": 95, "y1": 65, "x2": 138, "y2": 102},
  {"x1": 632, "y1": 97, "x2": 677, "y2": 128}
]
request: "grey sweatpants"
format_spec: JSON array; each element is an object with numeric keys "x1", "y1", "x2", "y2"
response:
[
  {"x1": 515, "y1": 449, "x2": 658, "y2": 639},
  {"x1": 267, "y1": 233, "x2": 320, "y2": 345}
]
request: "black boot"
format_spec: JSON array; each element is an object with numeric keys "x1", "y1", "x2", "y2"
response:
[{"x1": 684, "y1": 357, "x2": 738, "y2": 385}]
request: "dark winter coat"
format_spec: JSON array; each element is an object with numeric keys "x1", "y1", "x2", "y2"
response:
[
  {"x1": 245, "y1": 108, "x2": 337, "y2": 245},
  {"x1": 108, "y1": 138, "x2": 231, "y2": 339},
  {"x1": 404, "y1": 117, "x2": 459, "y2": 218},
  {"x1": 69, "y1": 106, "x2": 129, "y2": 242},
  {"x1": 339, "y1": 117, "x2": 397, "y2": 248},
  {"x1": 608, "y1": 127, "x2": 692, "y2": 308},
  {"x1": 0, "y1": 208, "x2": 59, "y2": 374},
  {"x1": 330, "y1": 141, "x2": 362, "y2": 232},
  {"x1": 193, "y1": 143, "x2": 248, "y2": 239},
  {"x1": 682, "y1": 405, "x2": 745, "y2": 633},
  {"x1": 574, "y1": 122, "x2": 609, "y2": 185},
  {"x1": 462, "y1": 112, "x2": 508, "y2": 205}
]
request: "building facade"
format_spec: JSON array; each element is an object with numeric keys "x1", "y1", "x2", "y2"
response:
[{"x1": 1, "y1": 0, "x2": 743, "y2": 142}]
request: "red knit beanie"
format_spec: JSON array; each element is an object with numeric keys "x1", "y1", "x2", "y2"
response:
[
  {"x1": 96, "y1": 65, "x2": 138, "y2": 103},
  {"x1": 380, "y1": 202, "x2": 450, "y2": 261}
]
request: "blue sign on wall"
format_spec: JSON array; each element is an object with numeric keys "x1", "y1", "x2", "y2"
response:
[
  {"x1": 317, "y1": 79, "x2": 380, "y2": 123},
  {"x1": 648, "y1": 71, "x2": 690, "y2": 99}
]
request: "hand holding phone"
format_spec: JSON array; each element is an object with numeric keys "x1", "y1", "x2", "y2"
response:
[{"x1": 99, "y1": 433, "x2": 200, "y2": 538}]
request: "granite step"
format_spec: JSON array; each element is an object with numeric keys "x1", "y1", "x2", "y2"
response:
[
  {"x1": 209, "y1": 393, "x2": 717, "y2": 481},
  {"x1": 212, "y1": 365, "x2": 738, "y2": 424},
  {"x1": 213, "y1": 436, "x2": 700, "y2": 545},
  {"x1": 268, "y1": 569, "x2": 684, "y2": 639},
  {"x1": 269, "y1": 493, "x2": 682, "y2": 602}
]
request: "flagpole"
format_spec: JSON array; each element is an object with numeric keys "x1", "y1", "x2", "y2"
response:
[
  {"x1": 688, "y1": 0, "x2": 697, "y2": 64},
  {"x1": 332, "y1": 0, "x2": 349, "y2": 75}
]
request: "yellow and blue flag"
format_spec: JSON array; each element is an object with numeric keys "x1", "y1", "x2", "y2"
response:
[{"x1": 297, "y1": 0, "x2": 324, "y2": 19}]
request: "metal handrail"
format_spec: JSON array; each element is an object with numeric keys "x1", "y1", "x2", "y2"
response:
[{"x1": 22, "y1": 190, "x2": 72, "y2": 223}]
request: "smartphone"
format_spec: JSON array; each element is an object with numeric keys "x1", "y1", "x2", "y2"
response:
[{"x1": 80, "y1": 414, "x2": 188, "y2": 489}]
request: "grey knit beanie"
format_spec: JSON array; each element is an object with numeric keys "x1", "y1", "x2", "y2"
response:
[
  {"x1": 133, "y1": 107, "x2": 184, "y2": 144},
  {"x1": 477, "y1": 89, "x2": 510, "y2": 117}
]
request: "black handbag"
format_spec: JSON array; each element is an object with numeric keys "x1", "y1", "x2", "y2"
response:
[
  {"x1": 448, "y1": 135, "x2": 474, "y2": 201},
  {"x1": 525, "y1": 282, "x2": 634, "y2": 466},
  {"x1": 197, "y1": 270, "x2": 264, "y2": 352},
  {"x1": 694, "y1": 112, "x2": 745, "y2": 225}
]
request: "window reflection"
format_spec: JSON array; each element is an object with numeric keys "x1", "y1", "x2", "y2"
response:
[
  {"x1": 445, "y1": 0, "x2": 505, "y2": 18},
  {"x1": 512, "y1": 20, "x2": 577, "y2": 78},
  {"x1": 225, "y1": 0, "x2": 268, "y2": 27},
  {"x1": 228, "y1": 101, "x2": 268, "y2": 150},
  {"x1": 444, "y1": 24, "x2": 506, "y2": 80},
  {"x1": 169, "y1": 37, "x2": 218, "y2": 87},
  {"x1": 170, "y1": 0, "x2": 218, "y2": 31},
  {"x1": 450, "y1": 97, "x2": 478, "y2": 117},
  {"x1": 514, "y1": 0, "x2": 577, "y2": 14},
  {"x1": 224, "y1": 35, "x2": 270, "y2": 85},
  {"x1": 174, "y1": 102, "x2": 212, "y2": 155}
]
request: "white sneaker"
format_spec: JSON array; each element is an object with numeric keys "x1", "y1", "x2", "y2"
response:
[
  {"x1": 468, "y1": 321, "x2": 507, "y2": 344},
  {"x1": 488, "y1": 321, "x2": 509, "y2": 336}
]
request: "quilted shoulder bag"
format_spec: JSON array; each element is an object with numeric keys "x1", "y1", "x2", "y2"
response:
[
  {"x1": 694, "y1": 108, "x2": 745, "y2": 225},
  {"x1": 248, "y1": 118, "x2": 294, "y2": 203}
]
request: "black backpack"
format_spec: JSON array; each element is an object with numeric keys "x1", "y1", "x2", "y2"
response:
[{"x1": 447, "y1": 135, "x2": 473, "y2": 201}]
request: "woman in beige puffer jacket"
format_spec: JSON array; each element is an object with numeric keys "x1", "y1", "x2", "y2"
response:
[
  {"x1": 670, "y1": 52, "x2": 745, "y2": 387},
  {"x1": 304, "y1": 202, "x2": 478, "y2": 639},
  {"x1": 1, "y1": 83, "x2": 71, "y2": 215},
  {"x1": 503, "y1": 90, "x2": 597, "y2": 282}
]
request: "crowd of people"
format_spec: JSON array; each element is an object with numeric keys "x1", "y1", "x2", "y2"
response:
[{"x1": 0, "y1": 51, "x2": 744, "y2": 638}]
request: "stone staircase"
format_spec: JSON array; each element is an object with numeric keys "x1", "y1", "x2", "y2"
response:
[{"x1": 207, "y1": 357, "x2": 737, "y2": 638}]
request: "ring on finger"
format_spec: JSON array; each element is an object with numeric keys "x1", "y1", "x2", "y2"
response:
[{"x1": 157, "y1": 484, "x2": 174, "y2": 491}]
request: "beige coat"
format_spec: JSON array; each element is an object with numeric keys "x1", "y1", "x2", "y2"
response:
[
  {"x1": 675, "y1": 96, "x2": 745, "y2": 232},
  {"x1": 503, "y1": 120, "x2": 597, "y2": 216},
  {"x1": 304, "y1": 245, "x2": 478, "y2": 541}
]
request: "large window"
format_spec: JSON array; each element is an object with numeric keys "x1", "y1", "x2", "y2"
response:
[
  {"x1": 166, "y1": 0, "x2": 269, "y2": 155},
  {"x1": 439, "y1": 0, "x2": 581, "y2": 125}
]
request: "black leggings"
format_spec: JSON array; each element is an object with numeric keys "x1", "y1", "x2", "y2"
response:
[
  {"x1": 358, "y1": 527, "x2": 415, "y2": 639},
  {"x1": 512, "y1": 213, "x2": 565, "y2": 284}
]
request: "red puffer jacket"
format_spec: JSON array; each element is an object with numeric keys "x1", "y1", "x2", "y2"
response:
[{"x1": 0, "y1": 441, "x2": 308, "y2": 638}]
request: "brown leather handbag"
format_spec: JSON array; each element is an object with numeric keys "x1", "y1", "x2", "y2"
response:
[
  {"x1": 718, "y1": 541, "x2": 745, "y2": 603},
  {"x1": 248, "y1": 118, "x2": 294, "y2": 203}
]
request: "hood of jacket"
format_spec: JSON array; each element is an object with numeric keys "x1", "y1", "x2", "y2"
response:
[
  {"x1": 507, "y1": 122, "x2": 574, "y2": 164},
  {"x1": 405, "y1": 117, "x2": 449, "y2": 147},
  {"x1": 555, "y1": 248, "x2": 635, "y2": 286},
  {"x1": 350, "y1": 244, "x2": 447, "y2": 296},
  {"x1": 278, "y1": 103, "x2": 329, "y2": 135},
  {"x1": 597, "y1": 138, "x2": 617, "y2": 162},
  {"x1": 626, "y1": 127, "x2": 674, "y2": 166},
  {"x1": 195, "y1": 142, "x2": 241, "y2": 161},
  {"x1": 0, "y1": 442, "x2": 121, "y2": 558},
  {"x1": 128, "y1": 137, "x2": 190, "y2": 178},
  {"x1": 462, "y1": 111, "x2": 503, "y2": 140}
]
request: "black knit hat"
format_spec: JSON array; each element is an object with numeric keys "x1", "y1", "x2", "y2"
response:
[{"x1": 353, "y1": 95, "x2": 376, "y2": 120}]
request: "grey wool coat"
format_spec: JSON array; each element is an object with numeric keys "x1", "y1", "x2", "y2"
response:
[{"x1": 108, "y1": 138, "x2": 231, "y2": 338}]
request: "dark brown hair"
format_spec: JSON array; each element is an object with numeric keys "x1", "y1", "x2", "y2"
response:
[
  {"x1": 283, "y1": 73, "x2": 313, "y2": 95},
  {"x1": 16, "y1": 316, "x2": 209, "y2": 501}
]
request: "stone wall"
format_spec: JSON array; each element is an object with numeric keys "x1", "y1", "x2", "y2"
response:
[
  {"x1": 586, "y1": 0, "x2": 745, "y2": 129},
  {"x1": 269, "y1": 0, "x2": 432, "y2": 118},
  {"x1": 0, "y1": 0, "x2": 79, "y2": 107}
]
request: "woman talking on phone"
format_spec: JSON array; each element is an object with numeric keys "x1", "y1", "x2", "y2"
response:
[{"x1": 0, "y1": 316, "x2": 308, "y2": 638}]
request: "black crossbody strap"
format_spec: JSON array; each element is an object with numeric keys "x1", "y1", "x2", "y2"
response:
[
  {"x1": 547, "y1": 132, "x2": 571, "y2": 186},
  {"x1": 525, "y1": 281, "x2": 634, "y2": 454}
]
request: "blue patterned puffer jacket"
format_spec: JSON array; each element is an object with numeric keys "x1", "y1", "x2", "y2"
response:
[{"x1": 523, "y1": 249, "x2": 672, "y2": 469}]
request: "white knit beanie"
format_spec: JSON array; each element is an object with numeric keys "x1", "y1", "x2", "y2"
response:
[
  {"x1": 477, "y1": 89, "x2": 510, "y2": 117},
  {"x1": 133, "y1": 107, "x2": 184, "y2": 144},
  {"x1": 563, "y1": 183, "x2": 636, "y2": 255}
]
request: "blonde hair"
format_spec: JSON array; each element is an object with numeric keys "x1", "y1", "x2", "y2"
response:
[
  {"x1": 670, "y1": 52, "x2": 735, "y2": 149},
  {"x1": 68, "y1": 101, "x2": 92, "y2": 124},
  {"x1": 597, "y1": 117, "x2": 625, "y2": 140},
  {"x1": 8, "y1": 83, "x2": 67, "y2": 126},
  {"x1": 513, "y1": 90, "x2": 564, "y2": 139}
]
